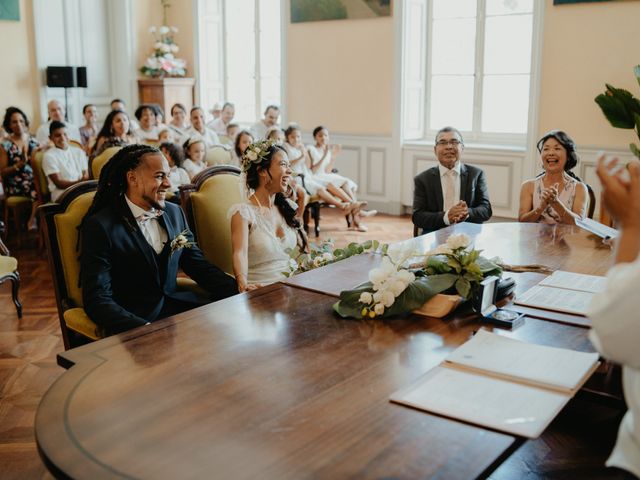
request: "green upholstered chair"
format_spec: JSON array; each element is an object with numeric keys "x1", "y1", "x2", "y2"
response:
[
  {"x1": 205, "y1": 145, "x2": 233, "y2": 166},
  {"x1": 0, "y1": 235, "x2": 22, "y2": 318},
  {"x1": 39, "y1": 181, "x2": 100, "y2": 349},
  {"x1": 90, "y1": 146, "x2": 122, "y2": 179},
  {"x1": 180, "y1": 165, "x2": 242, "y2": 276}
]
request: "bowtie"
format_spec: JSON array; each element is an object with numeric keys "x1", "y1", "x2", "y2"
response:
[{"x1": 136, "y1": 209, "x2": 164, "y2": 224}]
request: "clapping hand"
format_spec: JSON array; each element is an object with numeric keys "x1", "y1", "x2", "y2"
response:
[
  {"x1": 448, "y1": 201, "x2": 469, "y2": 223},
  {"x1": 331, "y1": 144, "x2": 342, "y2": 156},
  {"x1": 540, "y1": 184, "x2": 558, "y2": 207},
  {"x1": 596, "y1": 155, "x2": 640, "y2": 229}
]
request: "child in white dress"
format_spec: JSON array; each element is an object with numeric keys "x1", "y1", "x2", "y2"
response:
[{"x1": 182, "y1": 136, "x2": 207, "y2": 180}]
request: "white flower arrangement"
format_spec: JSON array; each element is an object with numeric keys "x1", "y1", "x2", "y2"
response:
[
  {"x1": 140, "y1": 23, "x2": 186, "y2": 78},
  {"x1": 334, "y1": 233, "x2": 502, "y2": 320}
]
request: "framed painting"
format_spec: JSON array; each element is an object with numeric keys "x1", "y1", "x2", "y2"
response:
[
  {"x1": 291, "y1": 0, "x2": 391, "y2": 23},
  {"x1": 0, "y1": 0, "x2": 19, "y2": 21}
]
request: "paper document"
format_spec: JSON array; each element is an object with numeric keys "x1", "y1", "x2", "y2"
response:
[
  {"x1": 445, "y1": 329, "x2": 599, "y2": 391},
  {"x1": 575, "y1": 217, "x2": 619, "y2": 239},
  {"x1": 514, "y1": 284, "x2": 593, "y2": 316},
  {"x1": 539, "y1": 271, "x2": 607, "y2": 294}
]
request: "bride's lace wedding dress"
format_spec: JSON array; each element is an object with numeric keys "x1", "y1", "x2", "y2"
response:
[{"x1": 227, "y1": 203, "x2": 297, "y2": 284}]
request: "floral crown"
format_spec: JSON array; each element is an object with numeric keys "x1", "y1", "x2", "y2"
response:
[{"x1": 241, "y1": 139, "x2": 276, "y2": 172}]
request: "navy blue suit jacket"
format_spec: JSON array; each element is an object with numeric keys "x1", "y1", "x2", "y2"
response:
[
  {"x1": 412, "y1": 163, "x2": 492, "y2": 234},
  {"x1": 81, "y1": 199, "x2": 237, "y2": 335}
]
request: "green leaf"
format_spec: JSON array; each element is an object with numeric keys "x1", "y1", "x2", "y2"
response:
[
  {"x1": 382, "y1": 274, "x2": 458, "y2": 317},
  {"x1": 447, "y1": 257, "x2": 462, "y2": 273},
  {"x1": 333, "y1": 282, "x2": 375, "y2": 318},
  {"x1": 634, "y1": 65, "x2": 640, "y2": 88},
  {"x1": 362, "y1": 239, "x2": 372, "y2": 249},
  {"x1": 455, "y1": 277, "x2": 471, "y2": 299},
  {"x1": 333, "y1": 248, "x2": 344, "y2": 258},
  {"x1": 631, "y1": 143, "x2": 640, "y2": 159}
]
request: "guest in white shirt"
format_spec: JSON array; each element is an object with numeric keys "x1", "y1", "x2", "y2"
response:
[
  {"x1": 160, "y1": 141, "x2": 190, "y2": 199},
  {"x1": 36, "y1": 99, "x2": 82, "y2": 146},
  {"x1": 210, "y1": 102, "x2": 222, "y2": 121},
  {"x1": 589, "y1": 156, "x2": 640, "y2": 480},
  {"x1": 250, "y1": 105, "x2": 280, "y2": 140},
  {"x1": 183, "y1": 107, "x2": 220, "y2": 148},
  {"x1": 42, "y1": 121, "x2": 89, "y2": 201},
  {"x1": 208, "y1": 102, "x2": 235, "y2": 136},
  {"x1": 182, "y1": 136, "x2": 207, "y2": 180},
  {"x1": 134, "y1": 104, "x2": 161, "y2": 142},
  {"x1": 226, "y1": 123, "x2": 240, "y2": 145},
  {"x1": 168, "y1": 103, "x2": 189, "y2": 138}
]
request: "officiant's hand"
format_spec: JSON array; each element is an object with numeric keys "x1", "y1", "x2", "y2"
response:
[{"x1": 597, "y1": 156, "x2": 640, "y2": 230}]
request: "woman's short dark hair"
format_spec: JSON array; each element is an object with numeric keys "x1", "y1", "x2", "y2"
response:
[
  {"x1": 171, "y1": 103, "x2": 186, "y2": 116},
  {"x1": 82, "y1": 104, "x2": 95, "y2": 114},
  {"x1": 536, "y1": 130, "x2": 579, "y2": 173},
  {"x1": 160, "y1": 141, "x2": 184, "y2": 167},
  {"x1": 312, "y1": 125, "x2": 326, "y2": 138},
  {"x1": 2, "y1": 107, "x2": 29, "y2": 133},
  {"x1": 234, "y1": 130, "x2": 253, "y2": 158},
  {"x1": 134, "y1": 104, "x2": 157, "y2": 121}
]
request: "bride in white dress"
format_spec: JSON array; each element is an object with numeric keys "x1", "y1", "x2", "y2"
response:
[{"x1": 228, "y1": 140, "x2": 305, "y2": 292}]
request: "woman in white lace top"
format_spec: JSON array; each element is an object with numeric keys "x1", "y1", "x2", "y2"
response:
[{"x1": 228, "y1": 140, "x2": 305, "y2": 292}]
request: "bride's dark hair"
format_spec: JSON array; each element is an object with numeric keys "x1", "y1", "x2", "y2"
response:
[{"x1": 244, "y1": 145, "x2": 306, "y2": 249}]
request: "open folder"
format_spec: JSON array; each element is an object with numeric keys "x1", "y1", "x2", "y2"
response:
[{"x1": 390, "y1": 330, "x2": 600, "y2": 438}]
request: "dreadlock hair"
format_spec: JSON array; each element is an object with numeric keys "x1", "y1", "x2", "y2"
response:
[
  {"x1": 244, "y1": 143, "x2": 307, "y2": 251},
  {"x1": 81, "y1": 144, "x2": 161, "y2": 230}
]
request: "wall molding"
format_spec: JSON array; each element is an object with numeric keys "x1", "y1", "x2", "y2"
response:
[{"x1": 366, "y1": 147, "x2": 387, "y2": 196}]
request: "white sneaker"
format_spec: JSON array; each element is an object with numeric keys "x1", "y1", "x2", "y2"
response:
[{"x1": 359, "y1": 209, "x2": 377, "y2": 218}]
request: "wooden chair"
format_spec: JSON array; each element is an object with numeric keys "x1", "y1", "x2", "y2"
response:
[
  {"x1": 181, "y1": 165, "x2": 242, "y2": 276},
  {"x1": 39, "y1": 181, "x2": 101, "y2": 349},
  {"x1": 205, "y1": 145, "x2": 233, "y2": 166},
  {"x1": 0, "y1": 235, "x2": 22, "y2": 318},
  {"x1": 90, "y1": 146, "x2": 122, "y2": 179}
]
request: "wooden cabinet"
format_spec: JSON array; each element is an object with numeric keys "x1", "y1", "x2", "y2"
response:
[{"x1": 137, "y1": 77, "x2": 195, "y2": 120}]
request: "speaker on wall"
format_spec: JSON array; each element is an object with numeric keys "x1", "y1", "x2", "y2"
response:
[
  {"x1": 46, "y1": 66, "x2": 75, "y2": 88},
  {"x1": 75, "y1": 67, "x2": 87, "y2": 88}
]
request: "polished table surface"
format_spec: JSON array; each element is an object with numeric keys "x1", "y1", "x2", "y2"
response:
[{"x1": 36, "y1": 223, "x2": 615, "y2": 479}]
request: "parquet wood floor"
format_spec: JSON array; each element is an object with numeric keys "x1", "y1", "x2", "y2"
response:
[{"x1": 0, "y1": 211, "x2": 629, "y2": 479}]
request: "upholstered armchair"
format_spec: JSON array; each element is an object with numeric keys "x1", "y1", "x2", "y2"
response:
[
  {"x1": 205, "y1": 145, "x2": 233, "y2": 166},
  {"x1": 180, "y1": 165, "x2": 242, "y2": 276},
  {"x1": 90, "y1": 146, "x2": 122, "y2": 179},
  {"x1": 0, "y1": 235, "x2": 22, "y2": 318}
]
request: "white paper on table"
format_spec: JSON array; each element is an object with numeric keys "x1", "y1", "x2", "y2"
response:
[
  {"x1": 575, "y1": 217, "x2": 619, "y2": 239},
  {"x1": 514, "y1": 284, "x2": 593, "y2": 316},
  {"x1": 539, "y1": 270, "x2": 607, "y2": 294},
  {"x1": 390, "y1": 366, "x2": 569, "y2": 439},
  {"x1": 444, "y1": 329, "x2": 599, "y2": 392}
]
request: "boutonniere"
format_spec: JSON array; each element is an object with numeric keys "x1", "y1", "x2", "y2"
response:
[{"x1": 170, "y1": 229, "x2": 195, "y2": 255}]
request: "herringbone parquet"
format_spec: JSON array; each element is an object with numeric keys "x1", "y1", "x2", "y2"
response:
[{"x1": 0, "y1": 210, "x2": 630, "y2": 479}]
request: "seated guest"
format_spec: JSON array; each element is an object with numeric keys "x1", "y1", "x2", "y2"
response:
[
  {"x1": 134, "y1": 104, "x2": 161, "y2": 142},
  {"x1": 233, "y1": 130, "x2": 253, "y2": 167},
  {"x1": 519, "y1": 130, "x2": 587, "y2": 225},
  {"x1": 159, "y1": 141, "x2": 189, "y2": 196},
  {"x1": 412, "y1": 126, "x2": 492, "y2": 234},
  {"x1": 308, "y1": 125, "x2": 374, "y2": 231},
  {"x1": 266, "y1": 126, "x2": 285, "y2": 144},
  {"x1": 92, "y1": 110, "x2": 136, "y2": 158},
  {"x1": 79, "y1": 104, "x2": 98, "y2": 150},
  {"x1": 35, "y1": 99, "x2": 82, "y2": 146},
  {"x1": 283, "y1": 124, "x2": 354, "y2": 214},
  {"x1": 210, "y1": 102, "x2": 222, "y2": 120},
  {"x1": 589, "y1": 156, "x2": 640, "y2": 479},
  {"x1": 229, "y1": 140, "x2": 305, "y2": 292},
  {"x1": 80, "y1": 144, "x2": 237, "y2": 335},
  {"x1": 226, "y1": 123, "x2": 240, "y2": 144},
  {"x1": 110, "y1": 98, "x2": 140, "y2": 130},
  {"x1": 250, "y1": 105, "x2": 280, "y2": 140},
  {"x1": 208, "y1": 102, "x2": 235, "y2": 136},
  {"x1": 167, "y1": 103, "x2": 189, "y2": 138},
  {"x1": 42, "y1": 121, "x2": 89, "y2": 201},
  {"x1": 0, "y1": 107, "x2": 40, "y2": 230},
  {"x1": 157, "y1": 127, "x2": 173, "y2": 144},
  {"x1": 182, "y1": 136, "x2": 207, "y2": 180},
  {"x1": 183, "y1": 107, "x2": 220, "y2": 148}
]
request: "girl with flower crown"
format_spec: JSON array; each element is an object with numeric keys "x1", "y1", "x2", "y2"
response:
[
  {"x1": 228, "y1": 140, "x2": 307, "y2": 292},
  {"x1": 182, "y1": 136, "x2": 207, "y2": 180}
]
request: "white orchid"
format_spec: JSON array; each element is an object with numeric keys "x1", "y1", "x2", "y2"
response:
[
  {"x1": 381, "y1": 291, "x2": 395, "y2": 308},
  {"x1": 425, "y1": 244, "x2": 453, "y2": 257},
  {"x1": 359, "y1": 292, "x2": 373, "y2": 304},
  {"x1": 387, "y1": 243, "x2": 416, "y2": 267},
  {"x1": 247, "y1": 151, "x2": 258, "y2": 161},
  {"x1": 446, "y1": 233, "x2": 472, "y2": 250},
  {"x1": 159, "y1": 25, "x2": 170, "y2": 34},
  {"x1": 374, "y1": 304, "x2": 385, "y2": 316}
]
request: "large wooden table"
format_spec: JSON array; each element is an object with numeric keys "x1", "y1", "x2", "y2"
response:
[{"x1": 35, "y1": 223, "x2": 615, "y2": 479}]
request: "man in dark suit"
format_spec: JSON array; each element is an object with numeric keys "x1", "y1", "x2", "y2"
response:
[
  {"x1": 412, "y1": 126, "x2": 492, "y2": 234},
  {"x1": 81, "y1": 144, "x2": 237, "y2": 336}
]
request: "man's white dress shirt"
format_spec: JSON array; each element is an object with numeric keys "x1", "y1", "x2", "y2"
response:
[
  {"x1": 125, "y1": 196, "x2": 167, "y2": 255},
  {"x1": 439, "y1": 161, "x2": 461, "y2": 226}
]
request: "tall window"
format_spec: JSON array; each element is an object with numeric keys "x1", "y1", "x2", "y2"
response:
[
  {"x1": 197, "y1": 0, "x2": 281, "y2": 125},
  {"x1": 403, "y1": 0, "x2": 536, "y2": 143}
]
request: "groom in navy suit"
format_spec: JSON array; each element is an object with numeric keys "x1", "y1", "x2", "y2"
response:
[
  {"x1": 81, "y1": 144, "x2": 237, "y2": 336},
  {"x1": 412, "y1": 126, "x2": 492, "y2": 234}
]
